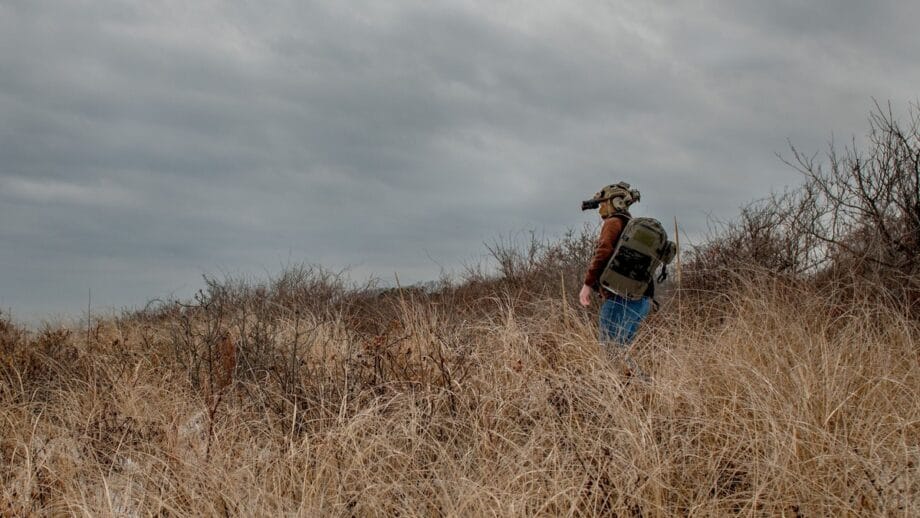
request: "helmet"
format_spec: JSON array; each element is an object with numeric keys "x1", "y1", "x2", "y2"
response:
[{"x1": 589, "y1": 182, "x2": 640, "y2": 218}]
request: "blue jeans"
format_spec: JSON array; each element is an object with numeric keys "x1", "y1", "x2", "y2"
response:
[
  {"x1": 599, "y1": 295, "x2": 651, "y2": 376},
  {"x1": 599, "y1": 294, "x2": 651, "y2": 347}
]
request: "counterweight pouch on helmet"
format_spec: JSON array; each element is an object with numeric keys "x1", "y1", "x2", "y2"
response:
[{"x1": 599, "y1": 217, "x2": 676, "y2": 300}]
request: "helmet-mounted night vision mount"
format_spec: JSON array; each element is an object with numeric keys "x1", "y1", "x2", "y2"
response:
[{"x1": 581, "y1": 182, "x2": 641, "y2": 213}]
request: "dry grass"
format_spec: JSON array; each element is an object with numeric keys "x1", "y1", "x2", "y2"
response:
[{"x1": 1, "y1": 270, "x2": 917, "y2": 517}]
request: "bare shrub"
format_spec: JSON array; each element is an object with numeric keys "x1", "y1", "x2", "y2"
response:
[
  {"x1": 786, "y1": 102, "x2": 920, "y2": 301},
  {"x1": 477, "y1": 224, "x2": 598, "y2": 300},
  {"x1": 685, "y1": 102, "x2": 920, "y2": 312},
  {"x1": 682, "y1": 184, "x2": 826, "y2": 296}
]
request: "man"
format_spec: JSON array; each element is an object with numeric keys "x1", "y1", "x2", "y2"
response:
[{"x1": 578, "y1": 183, "x2": 653, "y2": 371}]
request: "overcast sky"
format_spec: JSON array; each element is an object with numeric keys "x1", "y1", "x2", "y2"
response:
[{"x1": 1, "y1": 0, "x2": 918, "y2": 323}]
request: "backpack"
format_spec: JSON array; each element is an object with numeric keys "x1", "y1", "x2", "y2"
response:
[{"x1": 599, "y1": 216, "x2": 677, "y2": 300}]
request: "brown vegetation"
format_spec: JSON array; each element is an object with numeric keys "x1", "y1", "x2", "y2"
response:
[{"x1": 2, "y1": 268, "x2": 917, "y2": 516}]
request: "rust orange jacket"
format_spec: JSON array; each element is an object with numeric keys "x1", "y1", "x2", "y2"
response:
[{"x1": 583, "y1": 215, "x2": 627, "y2": 296}]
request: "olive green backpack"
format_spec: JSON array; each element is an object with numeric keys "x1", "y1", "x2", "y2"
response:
[{"x1": 599, "y1": 216, "x2": 677, "y2": 300}]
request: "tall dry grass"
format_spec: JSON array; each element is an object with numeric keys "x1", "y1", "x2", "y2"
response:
[{"x1": 1, "y1": 269, "x2": 917, "y2": 516}]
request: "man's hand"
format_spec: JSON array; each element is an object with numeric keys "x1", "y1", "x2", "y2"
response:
[{"x1": 579, "y1": 284, "x2": 593, "y2": 307}]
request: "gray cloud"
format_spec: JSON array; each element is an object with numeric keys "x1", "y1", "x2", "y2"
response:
[{"x1": 1, "y1": 0, "x2": 918, "y2": 322}]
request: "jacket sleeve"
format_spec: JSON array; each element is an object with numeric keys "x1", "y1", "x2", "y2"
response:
[{"x1": 584, "y1": 217, "x2": 624, "y2": 290}]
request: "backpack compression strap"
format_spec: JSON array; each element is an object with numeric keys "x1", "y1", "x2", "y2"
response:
[{"x1": 657, "y1": 265, "x2": 668, "y2": 284}]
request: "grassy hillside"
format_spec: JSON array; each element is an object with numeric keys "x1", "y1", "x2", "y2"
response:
[{"x1": 1, "y1": 263, "x2": 917, "y2": 516}]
